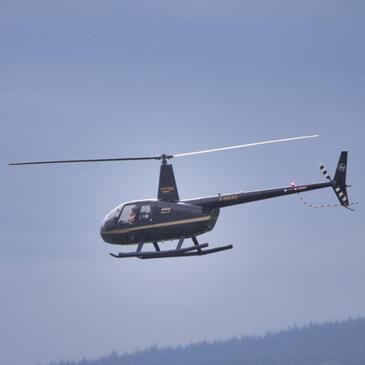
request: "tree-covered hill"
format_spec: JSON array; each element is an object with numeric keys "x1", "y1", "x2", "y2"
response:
[{"x1": 49, "y1": 318, "x2": 365, "y2": 365}]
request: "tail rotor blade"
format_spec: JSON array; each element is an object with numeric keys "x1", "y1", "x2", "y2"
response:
[{"x1": 319, "y1": 164, "x2": 332, "y2": 181}]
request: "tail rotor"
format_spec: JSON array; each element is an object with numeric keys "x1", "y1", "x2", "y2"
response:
[
  {"x1": 319, "y1": 159, "x2": 349, "y2": 207},
  {"x1": 319, "y1": 164, "x2": 332, "y2": 182},
  {"x1": 320, "y1": 151, "x2": 358, "y2": 210},
  {"x1": 299, "y1": 152, "x2": 357, "y2": 210}
]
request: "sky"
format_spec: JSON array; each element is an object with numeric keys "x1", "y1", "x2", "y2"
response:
[{"x1": 1, "y1": 1, "x2": 364, "y2": 364}]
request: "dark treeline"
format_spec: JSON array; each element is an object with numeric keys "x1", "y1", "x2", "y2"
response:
[{"x1": 49, "y1": 318, "x2": 365, "y2": 365}]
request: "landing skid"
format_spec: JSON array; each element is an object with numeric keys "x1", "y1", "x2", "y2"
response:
[{"x1": 110, "y1": 236, "x2": 233, "y2": 259}]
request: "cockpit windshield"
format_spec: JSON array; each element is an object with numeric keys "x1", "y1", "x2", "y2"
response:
[{"x1": 102, "y1": 204, "x2": 123, "y2": 225}]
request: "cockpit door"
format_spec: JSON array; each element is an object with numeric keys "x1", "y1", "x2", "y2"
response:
[{"x1": 118, "y1": 204, "x2": 138, "y2": 226}]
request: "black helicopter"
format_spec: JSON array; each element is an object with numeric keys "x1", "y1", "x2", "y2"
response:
[{"x1": 9, "y1": 135, "x2": 353, "y2": 259}]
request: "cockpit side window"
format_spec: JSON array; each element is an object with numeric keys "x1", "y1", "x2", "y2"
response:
[
  {"x1": 138, "y1": 205, "x2": 152, "y2": 221},
  {"x1": 118, "y1": 204, "x2": 138, "y2": 224}
]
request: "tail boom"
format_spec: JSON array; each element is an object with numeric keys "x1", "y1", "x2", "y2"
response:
[
  {"x1": 185, "y1": 151, "x2": 352, "y2": 210},
  {"x1": 184, "y1": 182, "x2": 332, "y2": 209}
]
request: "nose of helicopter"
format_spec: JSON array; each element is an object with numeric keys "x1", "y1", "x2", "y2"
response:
[
  {"x1": 100, "y1": 223, "x2": 106, "y2": 235},
  {"x1": 99, "y1": 223, "x2": 107, "y2": 240},
  {"x1": 99, "y1": 216, "x2": 116, "y2": 243},
  {"x1": 100, "y1": 204, "x2": 123, "y2": 243},
  {"x1": 100, "y1": 223, "x2": 115, "y2": 243}
]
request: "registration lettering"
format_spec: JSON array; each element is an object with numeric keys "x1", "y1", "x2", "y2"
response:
[{"x1": 220, "y1": 194, "x2": 239, "y2": 202}]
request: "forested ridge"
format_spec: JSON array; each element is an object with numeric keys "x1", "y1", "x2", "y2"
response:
[{"x1": 49, "y1": 318, "x2": 365, "y2": 365}]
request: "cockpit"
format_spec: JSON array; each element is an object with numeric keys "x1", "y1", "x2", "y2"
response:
[{"x1": 100, "y1": 202, "x2": 153, "y2": 234}]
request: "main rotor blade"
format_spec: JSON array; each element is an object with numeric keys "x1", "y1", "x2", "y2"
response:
[
  {"x1": 173, "y1": 135, "x2": 319, "y2": 158},
  {"x1": 8, "y1": 156, "x2": 160, "y2": 166},
  {"x1": 8, "y1": 135, "x2": 318, "y2": 166}
]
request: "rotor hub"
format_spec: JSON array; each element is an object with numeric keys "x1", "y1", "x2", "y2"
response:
[{"x1": 159, "y1": 153, "x2": 173, "y2": 165}]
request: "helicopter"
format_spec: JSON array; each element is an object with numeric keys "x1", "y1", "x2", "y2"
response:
[{"x1": 9, "y1": 135, "x2": 354, "y2": 259}]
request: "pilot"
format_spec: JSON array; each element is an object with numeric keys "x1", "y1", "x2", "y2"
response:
[{"x1": 127, "y1": 207, "x2": 138, "y2": 224}]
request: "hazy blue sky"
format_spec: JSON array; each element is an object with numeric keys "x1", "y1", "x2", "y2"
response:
[{"x1": 1, "y1": 1, "x2": 364, "y2": 364}]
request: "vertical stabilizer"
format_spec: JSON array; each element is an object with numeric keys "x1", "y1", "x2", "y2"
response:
[
  {"x1": 158, "y1": 163, "x2": 180, "y2": 202},
  {"x1": 332, "y1": 151, "x2": 349, "y2": 207},
  {"x1": 334, "y1": 151, "x2": 347, "y2": 187}
]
